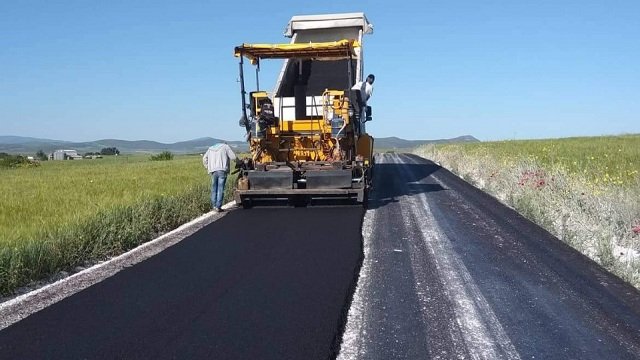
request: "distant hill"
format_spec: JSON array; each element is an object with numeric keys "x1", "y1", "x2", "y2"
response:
[
  {"x1": 374, "y1": 135, "x2": 479, "y2": 149},
  {"x1": 0, "y1": 135, "x2": 479, "y2": 155},
  {"x1": 0, "y1": 136, "x2": 69, "y2": 145},
  {"x1": 0, "y1": 136, "x2": 247, "y2": 154}
]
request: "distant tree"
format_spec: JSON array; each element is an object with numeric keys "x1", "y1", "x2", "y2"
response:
[
  {"x1": 35, "y1": 149, "x2": 48, "y2": 161},
  {"x1": 100, "y1": 147, "x2": 120, "y2": 156}
]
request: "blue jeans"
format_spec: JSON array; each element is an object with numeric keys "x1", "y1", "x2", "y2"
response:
[{"x1": 211, "y1": 171, "x2": 227, "y2": 209}]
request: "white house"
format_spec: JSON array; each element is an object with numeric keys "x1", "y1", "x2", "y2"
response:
[{"x1": 51, "y1": 150, "x2": 83, "y2": 160}]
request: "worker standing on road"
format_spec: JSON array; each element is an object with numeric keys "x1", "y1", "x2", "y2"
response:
[{"x1": 202, "y1": 142, "x2": 237, "y2": 212}]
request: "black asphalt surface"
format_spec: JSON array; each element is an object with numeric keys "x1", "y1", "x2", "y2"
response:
[
  {"x1": 0, "y1": 207, "x2": 363, "y2": 359},
  {"x1": 338, "y1": 153, "x2": 640, "y2": 359},
  {"x1": 4, "y1": 153, "x2": 640, "y2": 359}
]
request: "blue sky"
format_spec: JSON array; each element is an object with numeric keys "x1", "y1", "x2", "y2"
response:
[{"x1": 1, "y1": 0, "x2": 638, "y2": 142}]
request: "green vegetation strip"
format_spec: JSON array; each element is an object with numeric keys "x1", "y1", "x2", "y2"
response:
[{"x1": 0, "y1": 154, "x2": 237, "y2": 296}]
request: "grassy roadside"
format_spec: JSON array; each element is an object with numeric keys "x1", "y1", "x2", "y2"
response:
[
  {"x1": 0, "y1": 154, "x2": 238, "y2": 296},
  {"x1": 415, "y1": 134, "x2": 640, "y2": 287}
]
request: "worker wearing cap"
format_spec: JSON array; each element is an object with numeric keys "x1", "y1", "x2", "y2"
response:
[{"x1": 202, "y1": 142, "x2": 237, "y2": 212}]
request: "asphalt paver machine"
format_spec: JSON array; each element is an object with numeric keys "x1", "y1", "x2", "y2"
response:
[{"x1": 233, "y1": 13, "x2": 375, "y2": 207}]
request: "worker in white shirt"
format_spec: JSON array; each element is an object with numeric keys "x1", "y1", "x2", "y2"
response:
[
  {"x1": 351, "y1": 74, "x2": 375, "y2": 132},
  {"x1": 351, "y1": 74, "x2": 375, "y2": 107},
  {"x1": 202, "y1": 142, "x2": 237, "y2": 212}
]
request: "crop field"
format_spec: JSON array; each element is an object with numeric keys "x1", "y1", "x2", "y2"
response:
[
  {"x1": 0, "y1": 154, "x2": 238, "y2": 295},
  {"x1": 415, "y1": 134, "x2": 640, "y2": 287}
]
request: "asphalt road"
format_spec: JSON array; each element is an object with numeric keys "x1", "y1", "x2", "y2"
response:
[
  {"x1": 0, "y1": 207, "x2": 364, "y2": 359},
  {"x1": 338, "y1": 153, "x2": 640, "y2": 359},
  {"x1": 3, "y1": 153, "x2": 640, "y2": 359}
]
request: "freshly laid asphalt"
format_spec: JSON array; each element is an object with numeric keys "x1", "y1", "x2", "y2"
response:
[{"x1": 0, "y1": 207, "x2": 363, "y2": 359}]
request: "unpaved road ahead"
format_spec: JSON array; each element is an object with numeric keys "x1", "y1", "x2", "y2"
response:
[
  {"x1": 338, "y1": 153, "x2": 640, "y2": 359},
  {"x1": 2, "y1": 153, "x2": 640, "y2": 359}
]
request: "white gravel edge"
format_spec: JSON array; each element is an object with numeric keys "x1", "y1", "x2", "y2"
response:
[
  {"x1": 336, "y1": 208, "x2": 374, "y2": 360},
  {"x1": 0, "y1": 201, "x2": 236, "y2": 331}
]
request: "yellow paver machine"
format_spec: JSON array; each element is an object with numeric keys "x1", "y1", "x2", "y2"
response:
[{"x1": 233, "y1": 13, "x2": 374, "y2": 207}]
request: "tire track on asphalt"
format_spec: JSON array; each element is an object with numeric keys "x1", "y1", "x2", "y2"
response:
[
  {"x1": 339, "y1": 153, "x2": 519, "y2": 359},
  {"x1": 339, "y1": 152, "x2": 437, "y2": 359},
  {"x1": 397, "y1": 153, "x2": 520, "y2": 359}
]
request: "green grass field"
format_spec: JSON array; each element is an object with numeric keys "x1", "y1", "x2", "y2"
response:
[
  {"x1": 0, "y1": 154, "x2": 239, "y2": 295},
  {"x1": 432, "y1": 134, "x2": 640, "y2": 187},
  {"x1": 2, "y1": 155, "x2": 205, "y2": 242}
]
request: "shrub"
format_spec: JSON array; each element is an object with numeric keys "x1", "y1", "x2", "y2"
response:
[
  {"x1": 150, "y1": 151, "x2": 174, "y2": 161},
  {"x1": 0, "y1": 154, "x2": 38, "y2": 169}
]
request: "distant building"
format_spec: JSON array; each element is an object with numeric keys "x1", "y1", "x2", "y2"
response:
[{"x1": 51, "y1": 150, "x2": 83, "y2": 160}]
